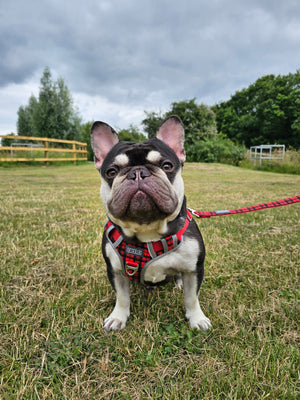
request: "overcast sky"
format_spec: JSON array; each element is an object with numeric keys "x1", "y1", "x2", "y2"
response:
[{"x1": 0, "y1": 0, "x2": 299, "y2": 134}]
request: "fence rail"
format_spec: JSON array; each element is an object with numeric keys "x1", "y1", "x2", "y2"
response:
[{"x1": 0, "y1": 135, "x2": 87, "y2": 164}]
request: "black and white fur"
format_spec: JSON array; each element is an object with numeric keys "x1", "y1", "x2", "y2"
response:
[{"x1": 91, "y1": 116, "x2": 211, "y2": 331}]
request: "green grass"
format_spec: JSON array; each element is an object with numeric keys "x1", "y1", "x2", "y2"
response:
[{"x1": 0, "y1": 163, "x2": 299, "y2": 399}]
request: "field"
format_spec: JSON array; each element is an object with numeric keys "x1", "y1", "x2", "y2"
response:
[{"x1": 0, "y1": 163, "x2": 299, "y2": 399}]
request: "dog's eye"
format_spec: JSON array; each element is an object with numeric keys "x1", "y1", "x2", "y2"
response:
[
  {"x1": 106, "y1": 167, "x2": 118, "y2": 179},
  {"x1": 162, "y1": 161, "x2": 174, "y2": 172}
]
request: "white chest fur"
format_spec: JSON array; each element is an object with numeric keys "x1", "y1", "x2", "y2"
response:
[{"x1": 143, "y1": 237, "x2": 200, "y2": 283}]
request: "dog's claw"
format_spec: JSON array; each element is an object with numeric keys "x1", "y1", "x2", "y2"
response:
[
  {"x1": 104, "y1": 316, "x2": 126, "y2": 331},
  {"x1": 175, "y1": 274, "x2": 183, "y2": 290},
  {"x1": 198, "y1": 318, "x2": 212, "y2": 330}
]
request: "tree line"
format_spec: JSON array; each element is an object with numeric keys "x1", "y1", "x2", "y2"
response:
[
  {"x1": 11, "y1": 67, "x2": 300, "y2": 163},
  {"x1": 213, "y1": 71, "x2": 300, "y2": 148},
  {"x1": 141, "y1": 99, "x2": 246, "y2": 164}
]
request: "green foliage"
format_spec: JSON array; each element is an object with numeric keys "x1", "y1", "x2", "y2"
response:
[
  {"x1": 118, "y1": 124, "x2": 147, "y2": 142},
  {"x1": 166, "y1": 98, "x2": 217, "y2": 141},
  {"x1": 142, "y1": 98, "x2": 244, "y2": 164},
  {"x1": 79, "y1": 121, "x2": 94, "y2": 161},
  {"x1": 142, "y1": 99, "x2": 217, "y2": 143},
  {"x1": 214, "y1": 71, "x2": 300, "y2": 148},
  {"x1": 1, "y1": 133, "x2": 17, "y2": 146},
  {"x1": 17, "y1": 67, "x2": 82, "y2": 141},
  {"x1": 190, "y1": 133, "x2": 246, "y2": 165},
  {"x1": 17, "y1": 95, "x2": 38, "y2": 137},
  {"x1": 78, "y1": 123, "x2": 148, "y2": 163},
  {"x1": 142, "y1": 111, "x2": 165, "y2": 139}
]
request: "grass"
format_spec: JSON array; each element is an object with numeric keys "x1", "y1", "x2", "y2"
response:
[{"x1": 0, "y1": 162, "x2": 299, "y2": 399}]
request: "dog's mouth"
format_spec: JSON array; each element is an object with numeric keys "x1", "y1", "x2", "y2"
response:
[
  {"x1": 107, "y1": 179, "x2": 178, "y2": 225},
  {"x1": 127, "y1": 189, "x2": 157, "y2": 221}
]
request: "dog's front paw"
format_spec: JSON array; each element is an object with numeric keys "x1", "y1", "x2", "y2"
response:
[
  {"x1": 189, "y1": 315, "x2": 212, "y2": 330},
  {"x1": 186, "y1": 309, "x2": 212, "y2": 331},
  {"x1": 103, "y1": 308, "x2": 129, "y2": 331},
  {"x1": 104, "y1": 315, "x2": 127, "y2": 331}
]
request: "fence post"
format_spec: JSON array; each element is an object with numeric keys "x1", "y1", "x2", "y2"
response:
[
  {"x1": 44, "y1": 140, "x2": 49, "y2": 165},
  {"x1": 72, "y1": 142, "x2": 76, "y2": 164}
]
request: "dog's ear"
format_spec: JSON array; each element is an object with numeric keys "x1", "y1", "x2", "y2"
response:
[
  {"x1": 91, "y1": 121, "x2": 120, "y2": 170},
  {"x1": 156, "y1": 115, "x2": 186, "y2": 163}
]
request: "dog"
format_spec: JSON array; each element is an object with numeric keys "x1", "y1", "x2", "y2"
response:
[{"x1": 91, "y1": 115, "x2": 211, "y2": 331}]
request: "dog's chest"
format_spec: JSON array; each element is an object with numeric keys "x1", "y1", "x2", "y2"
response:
[
  {"x1": 143, "y1": 237, "x2": 200, "y2": 283},
  {"x1": 105, "y1": 236, "x2": 200, "y2": 284}
]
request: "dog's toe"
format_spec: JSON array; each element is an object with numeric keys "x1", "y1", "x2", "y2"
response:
[
  {"x1": 189, "y1": 316, "x2": 212, "y2": 331},
  {"x1": 175, "y1": 274, "x2": 183, "y2": 289},
  {"x1": 196, "y1": 317, "x2": 212, "y2": 331},
  {"x1": 104, "y1": 316, "x2": 126, "y2": 331}
]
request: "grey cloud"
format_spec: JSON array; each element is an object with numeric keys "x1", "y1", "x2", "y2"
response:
[{"x1": 0, "y1": 0, "x2": 299, "y2": 132}]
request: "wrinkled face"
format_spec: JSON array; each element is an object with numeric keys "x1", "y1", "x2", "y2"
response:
[{"x1": 100, "y1": 138, "x2": 184, "y2": 227}]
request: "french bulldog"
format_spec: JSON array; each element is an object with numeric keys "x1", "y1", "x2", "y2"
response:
[{"x1": 91, "y1": 115, "x2": 211, "y2": 331}]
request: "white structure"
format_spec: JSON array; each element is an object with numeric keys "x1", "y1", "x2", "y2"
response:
[
  {"x1": 249, "y1": 144, "x2": 285, "y2": 166},
  {"x1": 10, "y1": 142, "x2": 44, "y2": 157}
]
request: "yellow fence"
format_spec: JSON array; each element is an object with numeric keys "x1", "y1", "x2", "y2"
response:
[{"x1": 0, "y1": 135, "x2": 87, "y2": 164}]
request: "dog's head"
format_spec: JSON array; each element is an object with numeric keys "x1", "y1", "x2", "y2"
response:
[{"x1": 91, "y1": 116, "x2": 186, "y2": 239}]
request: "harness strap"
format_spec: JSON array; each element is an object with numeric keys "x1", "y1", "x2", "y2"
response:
[
  {"x1": 104, "y1": 209, "x2": 192, "y2": 284},
  {"x1": 188, "y1": 195, "x2": 300, "y2": 219}
]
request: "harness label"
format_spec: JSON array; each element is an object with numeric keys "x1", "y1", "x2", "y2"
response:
[{"x1": 125, "y1": 245, "x2": 144, "y2": 257}]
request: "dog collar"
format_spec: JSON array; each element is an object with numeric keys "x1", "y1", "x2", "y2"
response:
[{"x1": 104, "y1": 209, "x2": 192, "y2": 285}]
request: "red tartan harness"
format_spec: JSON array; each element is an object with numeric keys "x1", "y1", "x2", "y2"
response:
[
  {"x1": 104, "y1": 210, "x2": 192, "y2": 285},
  {"x1": 103, "y1": 195, "x2": 300, "y2": 284}
]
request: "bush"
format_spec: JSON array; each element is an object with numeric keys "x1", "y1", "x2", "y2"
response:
[
  {"x1": 187, "y1": 134, "x2": 246, "y2": 165},
  {"x1": 1, "y1": 133, "x2": 17, "y2": 147}
]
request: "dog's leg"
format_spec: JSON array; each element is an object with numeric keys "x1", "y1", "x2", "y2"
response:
[
  {"x1": 104, "y1": 272, "x2": 130, "y2": 331},
  {"x1": 183, "y1": 272, "x2": 211, "y2": 330}
]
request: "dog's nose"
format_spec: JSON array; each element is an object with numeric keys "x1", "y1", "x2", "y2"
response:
[{"x1": 127, "y1": 167, "x2": 150, "y2": 181}]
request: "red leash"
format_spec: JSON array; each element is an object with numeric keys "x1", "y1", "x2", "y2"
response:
[{"x1": 188, "y1": 195, "x2": 300, "y2": 219}]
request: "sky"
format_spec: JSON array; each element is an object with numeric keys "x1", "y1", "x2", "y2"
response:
[{"x1": 0, "y1": 0, "x2": 299, "y2": 134}]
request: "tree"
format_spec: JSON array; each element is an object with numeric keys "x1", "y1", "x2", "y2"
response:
[
  {"x1": 214, "y1": 71, "x2": 300, "y2": 148},
  {"x1": 118, "y1": 125, "x2": 147, "y2": 142},
  {"x1": 142, "y1": 99, "x2": 218, "y2": 161},
  {"x1": 167, "y1": 99, "x2": 217, "y2": 138},
  {"x1": 17, "y1": 106, "x2": 31, "y2": 136},
  {"x1": 1, "y1": 133, "x2": 17, "y2": 147},
  {"x1": 17, "y1": 95, "x2": 38, "y2": 136},
  {"x1": 166, "y1": 99, "x2": 217, "y2": 160},
  {"x1": 17, "y1": 67, "x2": 82, "y2": 141},
  {"x1": 142, "y1": 111, "x2": 165, "y2": 139},
  {"x1": 80, "y1": 121, "x2": 94, "y2": 161}
]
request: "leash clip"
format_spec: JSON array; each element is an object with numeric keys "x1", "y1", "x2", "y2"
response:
[{"x1": 187, "y1": 207, "x2": 199, "y2": 217}]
